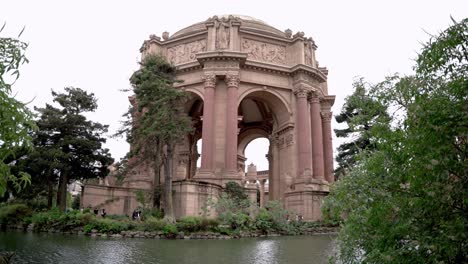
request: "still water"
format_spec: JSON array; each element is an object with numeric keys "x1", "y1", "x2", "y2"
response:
[{"x1": 0, "y1": 231, "x2": 335, "y2": 264}]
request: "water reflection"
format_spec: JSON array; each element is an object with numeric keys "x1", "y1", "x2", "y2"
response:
[
  {"x1": 251, "y1": 240, "x2": 279, "y2": 264},
  {"x1": 0, "y1": 232, "x2": 335, "y2": 264}
]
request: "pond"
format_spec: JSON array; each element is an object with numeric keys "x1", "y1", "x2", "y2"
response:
[{"x1": 0, "y1": 231, "x2": 336, "y2": 264}]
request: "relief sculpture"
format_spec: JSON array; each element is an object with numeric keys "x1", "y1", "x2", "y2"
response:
[
  {"x1": 241, "y1": 39, "x2": 286, "y2": 65},
  {"x1": 166, "y1": 39, "x2": 206, "y2": 65},
  {"x1": 216, "y1": 20, "x2": 230, "y2": 50}
]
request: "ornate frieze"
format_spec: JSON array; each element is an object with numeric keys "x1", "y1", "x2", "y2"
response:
[
  {"x1": 166, "y1": 40, "x2": 206, "y2": 65},
  {"x1": 241, "y1": 39, "x2": 286, "y2": 65},
  {"x1": 275, "y1": 126, "x2": 294, "y2": 149}
]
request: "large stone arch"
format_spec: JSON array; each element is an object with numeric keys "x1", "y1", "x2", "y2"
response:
[{"x1": 238, "y1": 87, "x2": 292, "y2": 127}]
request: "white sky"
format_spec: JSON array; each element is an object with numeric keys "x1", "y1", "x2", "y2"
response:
[{"x1": 2, "y1": 0, "x2": 467, "y2": 171}]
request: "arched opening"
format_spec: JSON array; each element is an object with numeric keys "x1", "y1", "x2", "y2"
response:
[
  {"x1": 237, "y1": 88, "x2": 290, "y2": 204},
  {"x1": 182, "y1": 92, "x2": 203, "y2": 180},
  {"x1": 244, "y1": 137, "x2": 270, "y2": 206}
]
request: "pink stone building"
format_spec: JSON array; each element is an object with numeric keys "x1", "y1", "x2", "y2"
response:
[{"x1": 83, "y1": 15, "x2": 335, "y2": 221}]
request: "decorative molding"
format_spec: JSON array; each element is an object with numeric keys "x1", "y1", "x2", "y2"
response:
[
  {"x1": 241, "y1": 39, "x2": 286, "y2": 65},
  {"x1": 308, "y1": 90, "x2": 322, "y2": 103},
  {"x1": 320, "y1": 111, "x2": 333, "y2": 122},
  {"x1": 166, "y1": 39, "x2": 207, "y2": 65},
  {"x1": 225, "y1": 73, "x2": 240, "y2": 87},
  {"x1": 202, "y1": 73, "x2": 216, "y2": 88},
  {"x1": 294, "y1": 88, "x2": 308, "y2": 98}
]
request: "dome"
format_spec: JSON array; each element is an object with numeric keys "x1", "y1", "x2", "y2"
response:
[{"x1": 170, "y1": 15, "x2": 286, "y2": 39}]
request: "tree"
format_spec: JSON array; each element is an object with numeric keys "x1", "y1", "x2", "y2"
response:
[
  {"x1": 32, "y1": 87, "x2": 113, "y2": 211},
  {"x1": 333, "y1": 78, "x2": 389, "y2": 179},
  {"x1": 127, "y1": 54, "x2": 193, "y2": 222},
  {"x1": 0, "y1": 24, "x2": 36, "y2": 196},
  {"x1": 323, "y1": 18, "x2": 467, "y2": 263}
]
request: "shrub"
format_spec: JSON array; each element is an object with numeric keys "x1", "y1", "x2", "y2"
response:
[
  {"x1": 254, "y1": 201, "x2": 291, "y2": 234},
  {"x1": 200, "y1": 218, "x2": 219, "y2": 231},
  {"x1": 163, "y1": 223, "x2": 178, "y2": 238},
  {"x1": 89, "y1": 218, "x2": 133, "y2": 234},
  {"x1": 176, "y1": 216, "x2": 202, "y2": 232},
  {"x1": 254, "y1": 209, "x2": 274, "y2": 234},
  {"x1": 0, "y1": 203, "x2": 32, "y2": 225},
  {"x1": 214, "y1": 193, "x2": 252, "y2": 230},
  {"x1": 141, "y1": 208, "x2": 163, "y2": 220},
  {"x1": 140, "y1": 217, "x2": 165, "y2": 231}
]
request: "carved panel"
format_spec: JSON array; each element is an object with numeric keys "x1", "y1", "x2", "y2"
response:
[
  {"x1": 241, "y1": 39, "x2": 286, "y2": 65},
  {"x1": 166, "y1": 40, "x2": 206, "y2": 65},
  {"x1": 275, "y1": 126, "x2": 294, "y2": 149}
]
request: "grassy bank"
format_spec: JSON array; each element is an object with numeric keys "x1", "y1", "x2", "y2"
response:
[{"x1": 0, "y1": 203, "x2": 338, "y2": 239}]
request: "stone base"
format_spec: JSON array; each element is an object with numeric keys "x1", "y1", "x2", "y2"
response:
[
  {"x1": 82, "y1": 184, "x2": 141, "y2": 216},
  {"x1": 284, "y1": 189, "x2": 329, "y2": 221},
  {"x1": 172, "y1": 180, "x2": 223, "y2": 219}
]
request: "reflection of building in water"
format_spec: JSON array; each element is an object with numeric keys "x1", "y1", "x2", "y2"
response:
[{"x1": 82, "y1": 15, "x2": 335, "y2": 221}]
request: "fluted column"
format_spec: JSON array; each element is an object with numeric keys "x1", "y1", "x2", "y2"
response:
[
  {"x1": 295, "y1": 88, "x2": 313, "y2": 176},
  {"x1": 200, "y1": 73, "x2": 216, "y2": 171},
  {"x1": 224, "y1": 73, "x2": 240, "y2": 173},
  {"x1": 321, "y1": 111, "x2": 334, "y2": 183},
  {"x1": 309, "y1": 92, "x2": 325, "y2": 180}
]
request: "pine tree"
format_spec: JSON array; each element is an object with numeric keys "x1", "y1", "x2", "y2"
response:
[
  {"x1": 32, "y1": 87, "x2": 113, "y2": 210},
  {"x1": 334, "y1": 78, "x2": 389, "y2": 179},
  {"x1": 127, "y1": 54, "x2": 193, "y2": 222}
]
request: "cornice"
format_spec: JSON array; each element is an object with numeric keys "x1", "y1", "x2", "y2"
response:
[
  {"x1": 196, "y1": 51, "x2": 248, "y2": 66},
  {"x1": 290, "y1": 64, "x2": 327, "y2": 83}
]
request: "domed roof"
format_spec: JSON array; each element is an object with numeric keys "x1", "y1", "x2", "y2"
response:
[{"x1": 170, "y1": 15, "x2": 286, "y2": 39}]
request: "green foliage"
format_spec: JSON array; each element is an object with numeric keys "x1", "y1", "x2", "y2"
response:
[
  {"x1": 135, "y1": 190, "x2": 150, "y2": 208},
  {"x1": 176, "y1": 216, "x2": 202, "y2": 232},
  {"x1": 333, "y1": 78, "x2": 390, "y2": 179},
  {"x1": 254, "y1": 201, "x2": 290, "y2": 234},
  {"x1": 71, "y1": 195, "x2": 81, "y2": 210},
  {"x1": 140, "y1": 216, "x2": 165, "y2": 231},
  {"x1": 0, "y1": 24, "x2": 36, "y2": 196},
  {"x1": 325, "y1": 18, "x2": 468, "y2": 263},
  {"x1": 89, "y1": 218, "x2": 132, "y2": 234},
  {"x1": 212, "y1": 192, "x2": 252, "y2": 230},
  {"x1": 141, "y1": 207, "x2": 164, "y2": 220},
  {"x1": 162, "y1": 223, "x2": 178, "y2": 238},
  {"x1": 22, "y1": 87, "x2": 114, "y2": 210},
  {"x1": 121, "y1": 54, "x2": 194, "y2": 220},
  {"x1": 224, "y1": 181, "x2": 249, "y2": 202},
  {"x1": 0, "y1": 203, "x2": 32, "y2": 225}
]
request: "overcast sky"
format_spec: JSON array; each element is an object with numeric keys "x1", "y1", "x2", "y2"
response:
[{"x1": 2, "y1": 0, "x2": 467, "y2": 170}]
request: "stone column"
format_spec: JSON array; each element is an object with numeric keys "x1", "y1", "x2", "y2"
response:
[
  {"x1": 224, "y1": 73, "x2": 240, "y2": 174},
  {"x1": 321, "y1": 111, "x2": 334, "y2": 183},
  {"x1": 309, "y1": 92, "x2": 325, "y2": 180},
  {"x1": 259, "y1": 179, "x2": 266, "y2": 208},
  {"x1": 200, "y1": 73, "x2": 216, "y2": 172},
  {"x1": 295, "y1": 88, "x2": 313, "y2": 176}
]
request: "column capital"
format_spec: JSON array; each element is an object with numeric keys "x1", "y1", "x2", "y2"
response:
[
  {"x1": 225, "y1": 73, "x2": 240, "y2": 87},
  {"x1": 202, "y1": 73, "x2": 216, "y2": 88},
  {"x1": 308, "y1": 90, "x2": 321, "y2": 103},
  {"x1": 321, "y1": 111, "x2": 333, "y2": 122},
  {"x1": 294, "y1": 88, "x2": 308, "y2": 98}
]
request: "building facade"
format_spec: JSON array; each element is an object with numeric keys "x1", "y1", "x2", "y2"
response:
[{"x1": 83, "y1": 15, "x2": 335, "y2": 221}]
